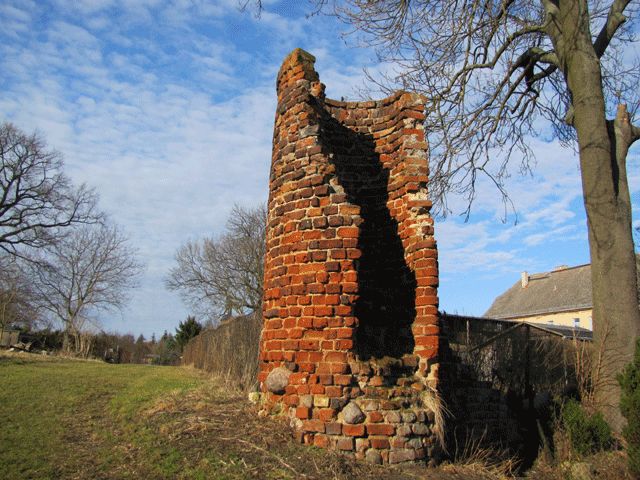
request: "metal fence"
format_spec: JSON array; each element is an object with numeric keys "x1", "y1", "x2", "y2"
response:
[{"x1": 441, "y1": 313, "x2": 593, "y2": 404}]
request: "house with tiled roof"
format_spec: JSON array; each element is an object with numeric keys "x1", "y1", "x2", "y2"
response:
[{"x1": 484, "y1": 264, "x2": 595, "y2": 330}]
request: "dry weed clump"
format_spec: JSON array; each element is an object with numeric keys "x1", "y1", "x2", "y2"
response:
[
  {"x1": 420, "y1": 387, "x2": 450, "y2": 452},
  {"x1": 440, "y1": 428, "x2": 520, "y2": 480}
]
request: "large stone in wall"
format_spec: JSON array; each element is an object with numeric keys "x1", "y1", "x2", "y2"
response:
[
  {"x1": 342, "y1": 402, "x2": 365, "y2": 424},
  {"x1": 264, "y1": 366, "x2": 291, "y2": 394},
  {"x1": 258, "y1": 48, "x2": 441, "y2": 465}
]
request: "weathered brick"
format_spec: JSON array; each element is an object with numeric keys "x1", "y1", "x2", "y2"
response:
[
  {"x1": 296, "y1": 407, "x2": 311, "y2": 419},
  {"x1": 369, "y1": 437, "x2": 391, "y2": 449},
  {"x1": 388, "y1": 449, "x2": 416, "y2": 464},
  {"x1": 313, "y1": 434, "x2": 330, "y2": 448},
  {"x1": 325, "y1": 422, "x2": 342, "y2": 435},
  {"x1": 333, "y1": 374, "x2": 352, "y2": 386},
  {"x1": 302, "y1": 420, "x2": 325, "y2": 433},
  {"x1": 366, "y1": 424, "x2": 395, "y2": 436},
  {"x1": 337, "y1": 227, "x2": 358, "y2": 238},
  {"x1": 324, "y1": 385, "x2": 343, "y2": 397},
  {"x1": 342, "y1": 424, "x2": 365, "y2": 437},
  {"x1": 367, "y1": 411, "x2": 384, "y2": 423},
  {"x1": 336, "y1": 437, "x2": 354, "y2": 451},
  {"x1": 318, "y1": 408, "x2": 337, "y2": 421},
  {"x1": 324, "y1": 351, "x2": 347, "y2": 362}
]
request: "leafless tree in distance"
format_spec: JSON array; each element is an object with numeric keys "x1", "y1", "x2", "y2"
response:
[
  {"x1": 31, "y1": 223, "x2": 143, "y2": 356},
  {"x1": 0, "y1": 122, "x2": 102, "y2": 260},
  {"x1": 0, "y1": 254, "x2": 41, "y2": 339},
  {"x1": 249, "y1": 0, "x2": 640, "y2": 430},
  {"x1": 166, "y1": 204, "x2": 266, "y2": 324}
]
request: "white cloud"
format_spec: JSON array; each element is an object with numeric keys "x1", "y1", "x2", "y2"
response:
[
  {"x1": 0, "y1": 2, "x2": 34, "y2": 24},
  {"x1": 2, "y1": 0, "x2": 638, "y2": 329}
]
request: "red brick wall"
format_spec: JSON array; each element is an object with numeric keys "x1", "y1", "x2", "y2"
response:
[{"x1": 258, "y1": 48, "x2": 441, "y2": 465}]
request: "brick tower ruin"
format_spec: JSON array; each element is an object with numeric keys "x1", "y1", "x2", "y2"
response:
[{"x1": 258, "y1": 49, "x2": 441, "y2": 465}]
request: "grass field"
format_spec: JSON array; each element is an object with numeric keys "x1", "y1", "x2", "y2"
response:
[
  {"x1": 0, "y1": 352, "x2": 204, "y2": 479},
  {"x1": 0, "y1": 351, "x2": 431, "y2": 480},
  {"x1": 0, "y1": 351, "x2": 631, "y2": 480}
]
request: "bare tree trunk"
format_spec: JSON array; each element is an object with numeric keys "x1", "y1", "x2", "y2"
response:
[
  {"x1": 62, "y1": 329, "x2": 72, "y2": 354},
  {"x1": 73, "y1": 331, "x2": 82, "y2": 356},
  {"x1": 79, "y1": 333, "x2": 92, "y2": 358},
  {"x1": 586, "y1": 106, "x2": 640, "y2": 432},
  {"x1": 553, "y1": 0, "x2": 640, "y2": 432}
]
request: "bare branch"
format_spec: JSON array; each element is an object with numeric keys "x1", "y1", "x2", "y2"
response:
[
  {"x1": 298, "y1": 0, "x2": 638, "y2": 218},
  {"x1": 0, "y1": 122, "x2": 103, "y2": 259},
  {"x1": 166, "y1": 204, "x2": 266, "y2": 322},
  {"x1": 29, "y1": 222, "x2": 143, "y2": 355},
  {"x1": 631, "y1": 123, "x2": 640, "y2": 144},
  {"x1": 0, "y1": 254, "x2": 42, "y2": 332},
  {"x1": 593, "y1": 0, "x2": 632, "y2": 57}
]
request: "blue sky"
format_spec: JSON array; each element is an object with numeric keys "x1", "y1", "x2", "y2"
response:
[{"x1": 1, "y1": 0, "x2": 639, "y2": 338}]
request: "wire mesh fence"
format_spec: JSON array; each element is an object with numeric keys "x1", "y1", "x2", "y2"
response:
[{"x1": 442, "y1": 313, "x2": 593, "y2": 402}]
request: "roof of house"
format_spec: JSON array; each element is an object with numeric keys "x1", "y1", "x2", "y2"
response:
[{"x1": 484, "y1": 264, "x2": 593, "y2": 319}]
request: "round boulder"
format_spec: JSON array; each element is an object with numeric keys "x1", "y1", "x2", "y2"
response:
[
  {"x1": 265, "y1": 366, "x2": 291, "y2": 394},
  {"x1": 342, "y1": 401, "x2": 365, "y2": 424}
]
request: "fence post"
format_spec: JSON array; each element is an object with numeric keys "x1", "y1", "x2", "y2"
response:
[
  {"x1": 524, "y1": 324, "x2": 533, "y2": 409},
  {"x1": 466, "y1": 318, "x2": 470, "y2": 346}
]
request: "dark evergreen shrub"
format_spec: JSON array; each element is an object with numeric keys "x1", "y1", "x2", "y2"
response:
[
  {"x1": 618, "y1": 337, "x2": 640, "y2": 475},
  {"x1": 562, "y1": 399, "x2": 612, "y2": 456}
]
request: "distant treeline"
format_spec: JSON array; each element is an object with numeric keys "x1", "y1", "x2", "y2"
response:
[{"x1": 15, "y1": 328, "x2": 181, "y2": 365}]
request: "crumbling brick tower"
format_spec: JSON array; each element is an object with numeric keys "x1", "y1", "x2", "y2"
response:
[{"x1": 258, "y1": 49, "x2": 441, "y2": 465}]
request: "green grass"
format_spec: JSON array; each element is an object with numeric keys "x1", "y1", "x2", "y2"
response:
[
  {"x1": 0, "y1": 353, "x2": 202, "y2": 479},
  {"x1": 8, "y1": 351, "x2": 621, "y2": 480},
  {"x1": 0, "y1": 352, "x2": 354, "y2": 480},
  {"x1": 0, "y1": 352, "x2": 517, "y2": 480}
]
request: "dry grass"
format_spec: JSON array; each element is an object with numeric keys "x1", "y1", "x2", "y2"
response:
[
  {"x1": 181, "y1": 312, "x2": 261, "y2": 392},
  {"x1": 420, "y1": 387, "x2": 449, "y2": 453},
  {"x1": 137, "y1": 373, "x2": 512, "y2": 480},
  {"x1": 439, "y1": 426, "x2": 520, "y2": 480},
  {"x1": 527, "y1": 450, "x2": 633, "y2": 480}
]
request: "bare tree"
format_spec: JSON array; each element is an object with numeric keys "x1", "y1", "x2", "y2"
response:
[
  {"x1": 0, "y1": 254, "x2": 41, "y2": 339},
  {"x1": 166, "y1": 204, "x2": 266, "y2": 322},
  {"x1": 30, "y1": 223, "x2": 143, "y2": 356},
  {"x1": 245, "y1": 0, "x2": 640, "y2": 431},
  {"x1": 0, "y1": 122, "x2": 101, "y2": 259}
]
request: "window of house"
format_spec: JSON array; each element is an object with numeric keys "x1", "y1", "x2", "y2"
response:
[{"x1": 573, "y1": 318, "x2": 580, "y2": 328}]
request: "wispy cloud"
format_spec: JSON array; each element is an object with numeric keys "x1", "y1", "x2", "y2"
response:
[{"x1": 1, "y1": 0, "x2": 638, "y2": 331}]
